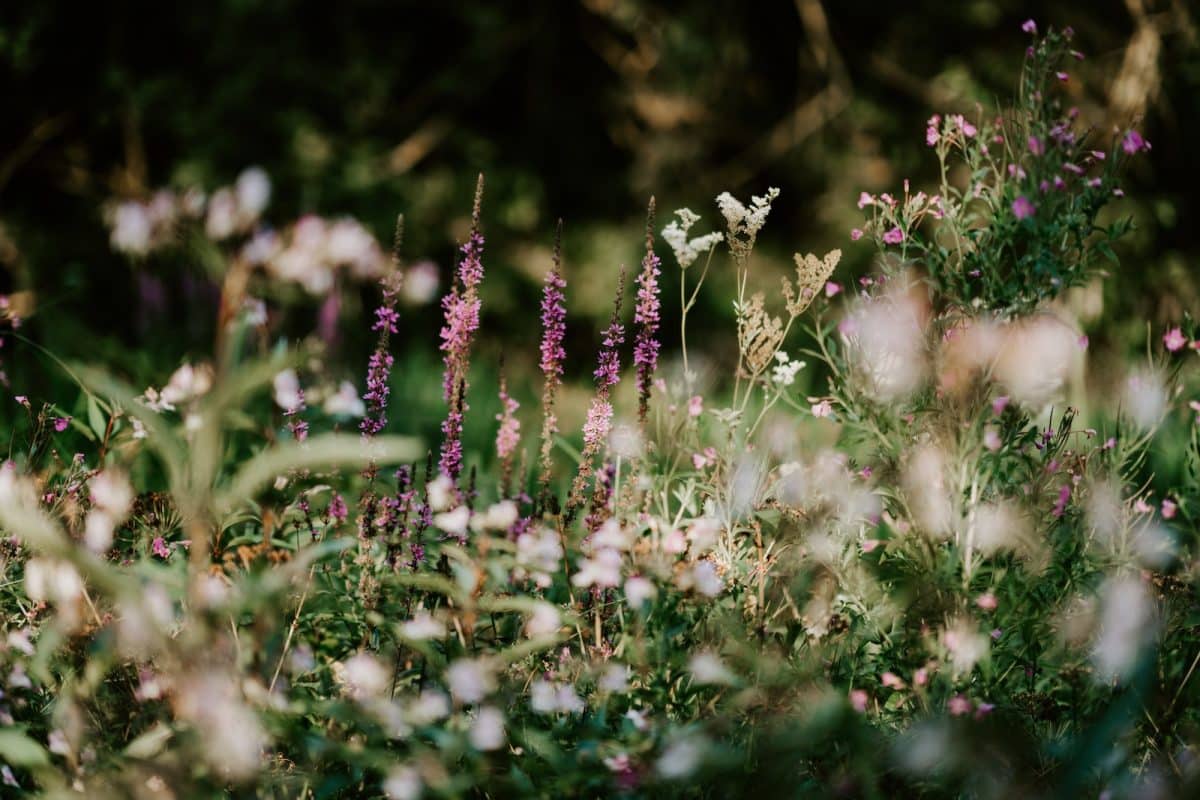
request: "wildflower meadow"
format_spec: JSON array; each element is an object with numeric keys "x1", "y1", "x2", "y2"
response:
[{"x1": 2, "y1": 11, "x2": 1199, "y2": 800}]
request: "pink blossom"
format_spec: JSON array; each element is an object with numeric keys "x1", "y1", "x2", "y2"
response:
[
  {"x1": 948, "y1": 695, "x2": 972, "y2": 716},
  {"x1": 151, "y1": 537, "x2": 171, "y2": 559},
  {"x1": 857, "y1": 192, "x2": 875, "y2": 209},
  {"x1": 849, "y1": 689, "x2": 869, "y2": 713},
  {"x1": 1161, "y1": 499, "x2": 1177, "y2": 519},
  {"x1": 687, "y1": 395, "x2": 703, "y2": 418},
  {"x1": 992, "y1": 396, "x2": 1010, "y2": 415},
  {"x1": 1163, "y1": 327, "x2": 1187, "y2": 352},
  {"x1": 914, "y1": 668, "x2": 929, "y2": 686},
  {"x1": 881, "y1": 671, "x2": 906, "y2": 690},
  {"x1": 825, "y1": 281, "x2": 842, "y2": 298},
  {"x1": 1021, "y1": 19, "x2": 1037, "y2": 34},
  {"x1": 1052, "y1": 484, "x2": 1071, "y2": 518},
  {"x1": 811, "y1": 399, "x2": 833, "y2": 418},
  {"x1": 1056, "y1": 71, "x2": 1069, "y2": 82},
  {"x1": 861, "y1": 538, "x2": 881, "y2": 553},
  {"x1": 975, "y1": 593, "x2": 998, "y2": 611},
  {"x1": 850, "y1": 228, "x2": 863, "y2": 241},
  {"x1": 1012, "y1": 195, "x2": 1036, "y2": 220},
  {"x1": 53, "y1": 417, "x2": 71, "y2": 432},
  {"x1": 984, "y1": 427, "x2": 1001, "y2": 452},
  {"x1": 882, "y1": 227, "x2": 904, "y2": 245},
  {"x1": 1122, "y1": 130, "x2": 1149, "y2": 154},
  {"x1": 1027, "y1": 136, "x2": 1044, "y2": 156}
]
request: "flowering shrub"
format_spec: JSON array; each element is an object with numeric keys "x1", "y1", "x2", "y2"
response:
[{"x1": 2, "y1": 21, "x2": 1199, "y2": 799}]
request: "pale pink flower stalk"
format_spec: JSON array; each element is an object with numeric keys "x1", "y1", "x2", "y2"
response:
[
  {"x1": 566, "y1": 268, "x2": 626, "y2": 522},
  {"x1": 494, "y1": 372, "x2": 520, "y2": 496},
  {"x1": 438, "y1": 175, "x2": 486, "y2": 482}
]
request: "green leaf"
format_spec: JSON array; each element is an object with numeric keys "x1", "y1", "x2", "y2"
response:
[{"x1": 0, "y1": 728, "x2": 51, "y2": 768}]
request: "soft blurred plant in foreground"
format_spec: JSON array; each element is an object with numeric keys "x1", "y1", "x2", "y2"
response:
[{"x1": 1, "y1": 20, "x2": 1199, "y2": 800}]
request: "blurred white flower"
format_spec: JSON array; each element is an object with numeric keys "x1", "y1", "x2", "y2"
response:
[
  {"x1": 469, "y1": 706, "x2": 506, "y2": 751},
  {"x1": 600, "y1": 663, "x2": 630, "y2": 693},
  {"x1": 993, "y1": 315, "x2": 1080, "y2": 409},
  {"x1": 323, "y1": 380, "x2": 366, "y2": 418},
  {"x1": 109, "y1": 201, "x2": 153, "y2": 255},
  {"x1": 433, "y1": 505, "x2": 470, "y2": 538},
  {"x1": 1092, "y1": 575, "x2": 1156, "y2": 682},
  {"x1": 657, "y1": 735, "x2": 707, "y2": 779},
  {"x1": 446, "y1": 659, "x2": 494, "y2": 704},
  {"x1": 571, "y1": 548, "x2": 623, "y2": 589},
  {"x1": 842, "y1": 286, "x2": 929, "y2": 401},
  {"x1": 624, "y1": 576, "x2": 657, "y2": 609},
  {"x1": 84, "y1": 511, "x2": 114, "y2": 553},
  {"x1": 530, "y1": 680, "x2": 584, "y2": 714},
  {"x1": 402, "y1": 613, "x2": 444, "y2": 641},
  {"x1": 272, "y1": 369, "x2": 303, "y2": 412},
  {"x1": 205, "y1": 188, "x2": 239, "y2": 240},
  {"x1": 427, "y1": 475, "x2": 455, "y2": 512},
  {"x1": 904, "y1": 445, "x2": 955, "y2": 538},
  {"x1": 689, "y1": 652, "x2": 736, "y2": 685},
  {"x1": 234, "y1": 167, "x2": 271, "y2": 222},
  {"x1": 402, "y1": 261, "x2": 440, "y2": 305},
  {"x1": 1122, "y1": 370, "x2": 1167, "y2": 430},
  {"x1": 383, "y1": 765, "x2": 422, "y2": 800},
  {"x1": 406, "y1": 690, "x2": 450, "y2": 724},
  {"x1": 339, "y1": 653, "x2": 390, "y2": 699},
  {"x1": 525, "y1": 602, "x2": 561, "y2": 638}
]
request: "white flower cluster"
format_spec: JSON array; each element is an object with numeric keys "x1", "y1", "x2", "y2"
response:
[
  {"x1": 715, "y1": 187, "x2": 780, "y2": 254},
  {"x1": 243, "y1": 215, "x2": 387, "y2": 295},
  {"x1": 771, "y1": 350, "x2": 806, "y2": 386},
  {"x1": 106, "y1": 167, "x2": 268, "y2": 256},
  {"x1": 661, "y1": 208, "x2": 724, "y2": 269}
]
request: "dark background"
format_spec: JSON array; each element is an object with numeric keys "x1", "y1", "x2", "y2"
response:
[{"x1": 1, "y1": 0, "x2": 1196, "y2": 436}]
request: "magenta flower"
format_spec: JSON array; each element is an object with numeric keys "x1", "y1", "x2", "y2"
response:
[
  {"x1": 882, "y1": 227, "x2": 904, "y2": 245},
  {"x1": 1163, "y1": 327, "x2": 1187, "y2": 352},
  {"x1": 495, "y1": 376, "x2": 520, "y2": 494},
  {"x1": 1011, "y1": 195, "x2": 1036, "y2": 220},
  {"x1": 151, "y1": 537, "x2": 171, "y2": 559},
  {"x1": 53, "y1": 417, "x2": 71, "y2": 432},
  {"x1": 1021, "y1": 19, "x2": 1037, "y2": 34},
  {"x1": 850, "y1": 228, "x2": 863, "y2": 241},
  {"x1": 1027, "y1": 135, "x2": 1044, "y2": 156},
  {"x1": 825, "y1": 281, "x2": 842, "y2": 298},
  {"x1": 857, "y1": 192, "x2": 875, "y2": 209},
  {"x1": 1122, "y1": 129, "x2": 1149, "y2": 154}
]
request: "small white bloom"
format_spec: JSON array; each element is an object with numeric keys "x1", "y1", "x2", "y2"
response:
[
  {"x1": 469, "y1": 706, "x2": 506, "y2": 751},
  {"x1": 433, "y1": 505, "x2": 471, "y2": 538},
  {"x1": 624, "y1": 576, "x2": 657, "y2": 609},
  {"x1": 341, "y1": 653, "x2": 390, "y2": 699},
  {"x1": 525, "y1": 602, "x2": 561, "y2": 638},
  {"x1": 401, "y1": 613, "x2": 444, "y2": 641},
  {"x1": 84, "y1": 511, "x2": 115, "y2": 553},
  {"x1": 383, "y1": 765, "x2": 422, "y2": 800},
  {"x1": 688, "y1": 652, "x2": 736, "y2": 685},
  {"x1": 323, "y1": 380, "x2": 366, "y2": 417},
  {"x1": 427, "y1": 474, "x2": 455, "y2": 512},
  {"x1": 446, "y1": 659, "x2": 494, "y2": 704},
  {"x1": 272, "y1": 369, "x2": 303, "y2": 412}
]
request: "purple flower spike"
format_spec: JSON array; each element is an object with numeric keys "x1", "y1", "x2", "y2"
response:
[{"x1": 633, "y1": 199, "x2": 661, "y2": 424}]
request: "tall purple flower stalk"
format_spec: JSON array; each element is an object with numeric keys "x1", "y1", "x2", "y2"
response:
[
  {"x1": 437, "y1": 175, "x2": 486, "y2": 482},
  {"x1": 360, "y1": 215, "x2": 404, "y2": 437},
  {"x1": 566, "y1": 268, "x2": 625, "y2": 522},
  {"x1": 632, "y1": 198, "x2": 661, "y2": 425},
  {"x1": 536, "y1": 223, "x2": 568, "y2": 511}
]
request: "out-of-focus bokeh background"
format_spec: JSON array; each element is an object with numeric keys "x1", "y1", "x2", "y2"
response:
[{"x1": 1, "y1": 0, "x2": 1196, "y2": 453}]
